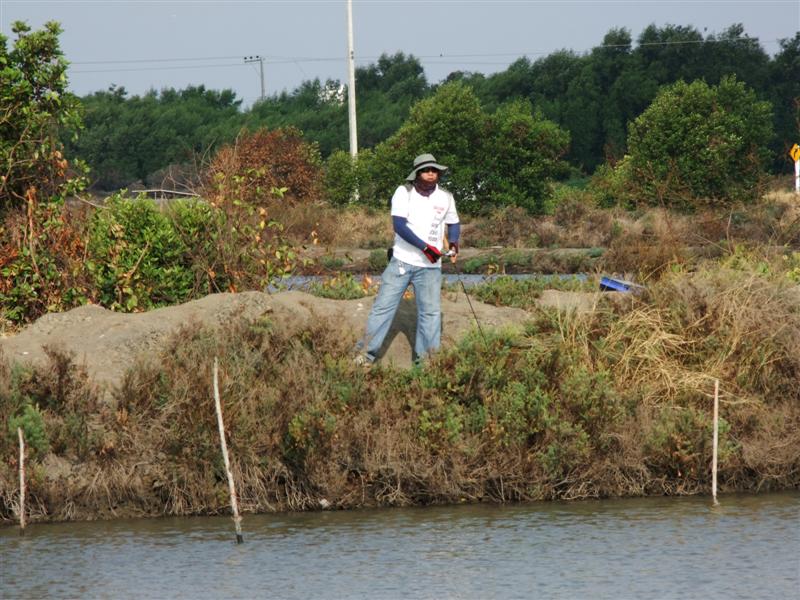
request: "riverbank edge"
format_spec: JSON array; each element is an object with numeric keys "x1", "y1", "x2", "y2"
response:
[{"x1": 4, "y1": 484, "x2": 800, "y2": 528}]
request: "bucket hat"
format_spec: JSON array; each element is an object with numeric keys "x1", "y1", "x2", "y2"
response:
[{"x1": 406, "y1": 153, "x2": 448, "y2": 181}]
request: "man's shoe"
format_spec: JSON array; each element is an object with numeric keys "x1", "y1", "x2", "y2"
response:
[{"x1": 353, "y1": 354, "x2": 372, "y2": 368}]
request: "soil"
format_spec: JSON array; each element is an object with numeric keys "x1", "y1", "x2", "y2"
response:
[{"x1": 0, "y1": 289, "x2": 598, "y2": 402}]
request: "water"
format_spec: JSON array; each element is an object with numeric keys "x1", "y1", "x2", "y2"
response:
[
  {"x1": 2, "y1": 493, "x2": 798, "y2": 599},
  {"x1": 272, "y1": 272, "x2": 589, "y2": 292}
]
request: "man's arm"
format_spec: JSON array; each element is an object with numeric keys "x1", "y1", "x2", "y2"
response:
[
  {"x1": 392, "y1": 215, "x2": 427, "y2": 250},
  {"x1": 447, "y1": 222, "x2": 460, "y2": 245},
  {"x1": 447, "y1": 222, "x2": 460, "y2": 259},
  {"x1": 393, "y1": 216, "x2": 442, "y2": 263}
]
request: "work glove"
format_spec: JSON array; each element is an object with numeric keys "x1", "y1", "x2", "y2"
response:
[
  {"x1": 422, "y1": 244, "x2": 442, "y2": 263},
  {"x1": 448, "y1": 241, "x2": 459, "y2": 256}
]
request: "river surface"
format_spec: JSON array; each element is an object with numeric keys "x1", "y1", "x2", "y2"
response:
[{"x1": 2, "y1": 492, "x2": 798, "y2": 599}]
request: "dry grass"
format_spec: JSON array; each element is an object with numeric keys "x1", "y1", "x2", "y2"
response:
[
  {"x1": 271, "y1": 202, "x2": 393, "y2": 248},
  {"x1": 416, "y1": 191, "x2": 798, "y2": 257}
]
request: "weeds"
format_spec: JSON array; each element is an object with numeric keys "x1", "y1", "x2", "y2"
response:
[
  {"x1": 319, "y1": 255, "x2": 346, "y2": 270},
  {"x1": 460, "y1": 250, "x2": 537, "y2": 274},
  {"x1": 368, "y1": 249, "x2": 389, "y2": 272},
  {"x1": 471, "y1": 275, "x2": 593, "y2": 309},
  {"x1": 308, "y1": 274, "x2": 377, "y2": 300}
]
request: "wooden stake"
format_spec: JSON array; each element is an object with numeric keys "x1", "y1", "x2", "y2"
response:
[
  {"x1": 213, "y1": 357, "x2": 243, "y2": 544},
  {"x1": 18, "y1": 427, "x2": 26, "y2": 533},
  {"x1": 712, "y1": 379, "x2": 720, "y2": 506}
]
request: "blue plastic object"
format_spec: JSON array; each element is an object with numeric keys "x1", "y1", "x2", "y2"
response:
[{"x1": 600, "y1": 276, "x2": 645, "y2": 293}]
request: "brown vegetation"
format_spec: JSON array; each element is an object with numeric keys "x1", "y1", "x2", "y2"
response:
[
  {"x1": 2, "y1": 254, "x2": 798, "y2": 523},
  {"x1": 205, "y1": 127, "x2": 323, "y2": 205}
]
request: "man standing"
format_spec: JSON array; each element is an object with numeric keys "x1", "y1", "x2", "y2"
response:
[{"x1": 356, "y1": 153, "x2": 460, "y2": 365}]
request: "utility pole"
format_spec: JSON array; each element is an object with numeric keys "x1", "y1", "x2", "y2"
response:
[
  {"x1": 244, "y1": 55, "x2": 265, "y2": 102},
  {"x1": 346, "y1": 0, "x2": 358, "y2": 157}
]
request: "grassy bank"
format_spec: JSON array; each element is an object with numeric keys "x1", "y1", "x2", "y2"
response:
[{"x1": 2, "y1": 256, "x2": 798, "y2": 523}]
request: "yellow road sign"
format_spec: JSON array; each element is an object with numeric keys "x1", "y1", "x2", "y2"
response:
[{"x1": 791, "y1": 143, "x2": 800, "y2": 162}]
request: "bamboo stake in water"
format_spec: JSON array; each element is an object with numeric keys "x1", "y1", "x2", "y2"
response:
[
  {"x1": 213, "y1": 357, "x2": 243, "y2": 544},
  {"x1": 18, "y1": 427, "x2": 26, "y2": 533},
  {"x1": 712, "y1": 379, "x2": 720, "y2": 506}
]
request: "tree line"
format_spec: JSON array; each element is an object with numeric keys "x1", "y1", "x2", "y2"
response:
[{"x1": 66, "y1": 23, "x2": 800, "y2": 190}]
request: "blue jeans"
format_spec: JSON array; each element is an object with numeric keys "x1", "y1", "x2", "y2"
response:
[{"x1": 360, "y1": 258, "x2": 442, "y2": 362}]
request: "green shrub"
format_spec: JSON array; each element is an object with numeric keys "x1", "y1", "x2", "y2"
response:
[
  {"x1": 323, "y1": 150, "x2": 358, "y2": 206},
  {"x1": 368, "y1": 248, "x2": 389, "y2": 272},
  {"x1": 558, "y1": 366, "x2": 624, "y2": 437},
  {"x1": 643, "y1": 405, "x2": 733, "y2": 479},
  {"x1": 622, "y1": 76, "x2": 773, "y2": 208},
  {"x1": 418, "y1": 402, "x2": 465, "y2": 446},
  {"x1": 166, "y1": 199, "x2": 226, "y2": 295},
  {"x1": 168, "y1": 199, "x2": 218, "y2": 244},
  {"x1": 8, "y1": 403, "x2": 49, "y2": 459},
  {"x1": 784, "y1": 252, "x2": 800, "y2": 283},
  {"x1": 588, "y1": 162, "x2": 636, "y2": 209},
  {"x1": 472, "y1": 275, "x2": 544, "y2": 307},
  {"x1": 461, "y1": 254, "x2": 501, "y2": 274},
  {"x1": 539, "y1": 420, "x2": 591, "y2": 479},
  {"x1": 491, "y1": 381, "x2": 553, "y2": 447},
  {"x1": 284, "y1": 405, "x2": 337, "y2": 466},
  {"x1": 320, "y1": 255, "x2": 346, "y2": 270},
  {"x1": 86, "y1": 194, "x2": 194, "y2": 311}
]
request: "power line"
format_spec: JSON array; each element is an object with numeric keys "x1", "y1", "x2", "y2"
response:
[
  {"x1": 67, "y1": 34, "x2": 781, "y2": 71},
  {"x1": 70, "y1": 54, "x2": 329, "y2": 65},
  {"x1": 72, "y1": 55, "x2": 245, "y2": 65},
  {"x1": 67, "y1": 33, "x2": 789, "y2": 89},
  {"x1": 72, "y1": 62, "x2": 248, "y2": 74}
]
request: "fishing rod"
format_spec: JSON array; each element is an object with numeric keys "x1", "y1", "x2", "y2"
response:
[{"x1": 446, "y1": 249, "x2": 487, "y2": 345}]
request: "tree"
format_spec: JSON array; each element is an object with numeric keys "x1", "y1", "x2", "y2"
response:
[
  {"x1": 635, "y1": 24, "x2": 706, "y2": 85},
  {"x1": 477, "y1": 57, "x2": 536, "y2": 112},
  {"x1": 0, "y1": 21, "x2": 89, "y2": 323},
  {"x1": 355, "y1": 53, "x2": 429, "y2": 148},
  {"x1": 0, "y1": 21, "x2": 83, "y2": 212},
  {"x1": 701, "y1": 24, "x2": 769, "y2": 90},
  {"x1": 528, "y1": 50, "x2": 583, "y2": 126},
  {"x1": 479, "y1": 99, "x2": 570, "y2": 213},
  {"x1": 768, "y1": 33, "x2": 800, "y2": 169},
  {"x1": 358, "y1": 82, "x2": 569, "y2": 214},
  {"x1": 71, "y1": 85, "x2": 242, "y2": 189},
  {"x1": 623, "y1": 76, "x2": 773, "y2": 207},
  {"x1": 365, "y1": 81, "x2": 486, "y2": 207},
  {"x1": 246, "y1": 79, "x2": 348, "y2": 157}
]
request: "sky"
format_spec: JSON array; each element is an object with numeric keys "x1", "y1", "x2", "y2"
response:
[{"x1": 2, "y1": 0, "x2": 798, "y2": 107}]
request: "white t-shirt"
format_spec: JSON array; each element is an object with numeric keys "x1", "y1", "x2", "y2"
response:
[{"x1": 390, "y1": 184, "x2": 459, "y2": 268}]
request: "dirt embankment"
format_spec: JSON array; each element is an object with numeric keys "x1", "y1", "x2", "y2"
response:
[
  {"x1": 0, "y1": 289, "x2": 598, "y2": 523},
  {"x1": 2, "y1": 289, "x2": 586, "y2": 402}
]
